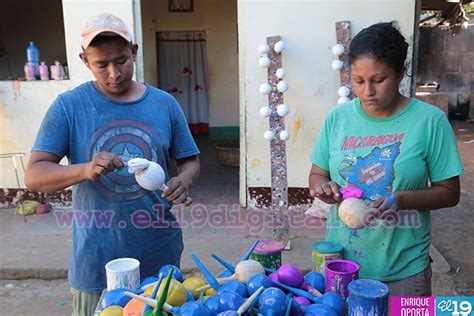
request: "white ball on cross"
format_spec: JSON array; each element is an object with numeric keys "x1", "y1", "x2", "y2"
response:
[
  {"x1": 259, "y1": 106, "x2": 272, "y2": 118},
  {"x1": 259, "y1": 83, "x2": 272, "y2": 95},
  {"x1": 338, "y1": 96, "x2": 350, "y2": 104},
  {"x1": 264, "y1": 130, "x2": 275, "y2": 141},
  {"x1": 277, "y1": 81, "x2": 289, "y2": 93},
  {"x1": 331, "y1": 60, "x2": 344, "y2": 71},
  {"x1": 279, "y1": 130, "x2": 290, "y2": 141},
  {"x1": 259, "y1": 55, "x2": 271, "y2": 68},
  {"x1": 258, "y1": 43, "x2": 270, "y2": 54},
  {"x1": 275, "y1": 68, "x2": 286, "y2": 79},
  {"x1": 274, "y1": 40, "x2": 286, "y2": 54},
  {"x1": 332, "y1": 44, "x2": 345, "y2": 56},
  {"x1": 277, "y1": 104, "x2": 289, "y2": 117},
  {"x1": 338, "y1": 86, "x2": 351, "y2": 97}
]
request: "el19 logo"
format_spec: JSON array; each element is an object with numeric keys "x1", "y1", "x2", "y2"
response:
[{"x1": 436, "y1": 297, "x2": 474, "y2": 316}]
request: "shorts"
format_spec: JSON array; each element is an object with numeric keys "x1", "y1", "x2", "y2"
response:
[{"x1": 385, "y1": 264, "x2": 432, "y2": 296}]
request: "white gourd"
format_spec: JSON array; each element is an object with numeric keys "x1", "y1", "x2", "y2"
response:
[
  {"x1": 338, "y1": 198, "x2": 374, "y2": 229},
  {"x1": 128, "y1": 158, "x2": 166, "y2": 191},
  {"x1": 235, "y1": 260, "x2": 265, "y2": 284}
]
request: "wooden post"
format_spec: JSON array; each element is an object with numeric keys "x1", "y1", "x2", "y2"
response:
[{"x1": 266, "y1": 35, "x2": 290, "y2": 247}]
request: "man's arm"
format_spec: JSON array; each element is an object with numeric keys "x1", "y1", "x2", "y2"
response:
[
  {"x1": 163, "y1": 155, "x2": 200, "y2": 205},
  {"x1": 25, "y1": 151, "x2": 125, "y2": 193}
]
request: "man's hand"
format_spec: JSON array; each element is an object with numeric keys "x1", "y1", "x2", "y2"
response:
[
  {"x1": 162, "y1": 175, "x2": 192, "y2": 206},
  {"x1": 84, "y1": 152, "x2": 125, "y2": 181},
  {"x1": 162, "y1": 155, "x2": 199, "y2": 206}
]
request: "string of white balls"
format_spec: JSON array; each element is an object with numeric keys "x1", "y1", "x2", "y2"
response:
[{"x1": 258, "y1": 40, "x2": 291, "y2": 142}]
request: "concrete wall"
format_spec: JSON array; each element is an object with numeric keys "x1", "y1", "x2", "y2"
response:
[
  {"x1": 417, "y1": 21, "x2": 474, "y2": 117},
  {"x1": 238, "y1": 0, "x2": 416, "y2": 205},
  {"x1": 141, "y1": 0, "x2": 239, "y2": 129},
  {"x1": 0, "y1": 0, "x2": 140, "y2": 188},
  {"x1": 0, "y1": 0, "x2": 67, "y2": 80}
]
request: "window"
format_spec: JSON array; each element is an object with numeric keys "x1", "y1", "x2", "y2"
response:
[{"x1": 0, "y1": 0, "x2": 67, "y2": 80}]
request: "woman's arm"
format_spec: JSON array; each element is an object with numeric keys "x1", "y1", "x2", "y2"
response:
[
  {"x1": 308, "y1": 164, "x2": 342, "y2": 204},
  {"x1": 373, "y1": 176, "x2": 460, "y2": 212}
]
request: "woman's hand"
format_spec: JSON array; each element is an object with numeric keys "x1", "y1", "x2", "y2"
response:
[
  {"x1": 310, "y1": 180, "x2": 342, "y2": 204},
  {"x1": 308, "y1": 164, "x2": 342, "y2": 204},
  {"x1": 370, "y1": 192, "x2": 399, "y2": 214}
]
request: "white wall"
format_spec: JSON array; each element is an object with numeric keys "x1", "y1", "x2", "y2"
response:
[
  {"x1": 62, "y1": 0, "x2": 139, "y2": 83},
  {"x1": 141, "y1": 0, "x2": 239, "y2": 127},
  {"x1": 238, "y1": 0, "x2": 416, "y2": 203},
  {"x1": 0, "y1": 0, "x2": 141, "y2": 188}
]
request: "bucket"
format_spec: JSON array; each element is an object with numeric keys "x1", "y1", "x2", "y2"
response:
[
  {"x1": 105, "y1": 258, "x2": 140, "y2": 291},
  {"x1": 325, "y1": 259, "x2": 360, "y2": 299},
  {"x1": 312, "y1": 241, "x2": 343, "y2": 275},
  {"x1": 251, "y1": 240, "x2": 285, "y2": 270},
  {"x1": 348, "y1": 279, "x2": 390, "y2": 316}
]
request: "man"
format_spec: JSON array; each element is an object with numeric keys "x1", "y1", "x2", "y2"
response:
[{"x1": 25, "y1": 13, "x2": 200, "y2": 315}]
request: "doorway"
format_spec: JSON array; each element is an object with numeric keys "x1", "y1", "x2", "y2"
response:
[
  {"x1": 156, "y1": 30, "x2": 210, "y2": 134},
  {"x1": 156, "y1": 30, "x2": 238, "y2": 205}
]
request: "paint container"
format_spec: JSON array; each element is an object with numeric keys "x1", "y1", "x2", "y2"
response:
[
  {"x1": 325, "y1": 259, "x2": 360, "y2": 299},
  {"x1": 24, "y1": 62, "x2": 35, "y2": 81},
  {"x1": 348, "y1": 279, "x2": 389, "y2": 316},
  {"x1": 39, "y1": 62, "x2": 49, "y2": 80},
  {"x1": 312, "y1": 241, "x2": 343, "y2": 275},
  {"x1": 251, "y1": 240, "x2": 285, "y2": 270},
  {"x1": 105, "y1": 258, "x2": 140, "y2": 292}
]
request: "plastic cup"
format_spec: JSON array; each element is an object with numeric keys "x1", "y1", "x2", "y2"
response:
[{"x1": 105, "y1": 258, "x2": 140, "y2": 291}]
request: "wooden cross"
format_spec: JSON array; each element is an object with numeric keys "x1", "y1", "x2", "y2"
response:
[
  {"x1": 265, "y1": 35, "x2": 290, "y2": 247},
  {"x1": 335, "y1": 21, "x2": 354, "y2": 99}
]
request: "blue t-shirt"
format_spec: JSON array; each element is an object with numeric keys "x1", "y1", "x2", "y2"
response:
[{"x1": 32, "y1": 81, "x2": 200, "y2": 292}]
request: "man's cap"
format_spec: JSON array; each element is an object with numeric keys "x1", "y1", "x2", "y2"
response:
[{"x1": 81, "y1": 13, "x2": 133, "y2": 49}]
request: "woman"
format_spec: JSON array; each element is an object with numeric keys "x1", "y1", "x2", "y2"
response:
[{"x1": 308, "y1": 22, "x2": 463, "y2": 296}]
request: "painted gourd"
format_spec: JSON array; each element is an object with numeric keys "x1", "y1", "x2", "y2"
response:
[
  {"x1": 338, "y1": 198, "x2": 373, "y2": 229},
  {"x1": 157, "y1": 279, "x2": 187, "y2": 307},
  {"x1": 100, "y1": 305, "x2": 123, "y2": 316},
  {"x1": 183, "y1": 277, "x2": 207, "y2": 299},
  {"x1": 123, "y1": 297, "x2": 146, "y2": 316}
]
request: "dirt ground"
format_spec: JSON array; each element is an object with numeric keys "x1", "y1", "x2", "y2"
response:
[
  {"x1": 431, "y1": 119, "x2": 474, "y2": 295},
  {"x1": 0, "y1": 279, "x2": 72, "y2": 315}
]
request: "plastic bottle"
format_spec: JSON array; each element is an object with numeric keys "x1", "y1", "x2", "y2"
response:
[
  {"x1": 24, "y1": 62, "x2": 35, "y2": 81},
  {"x1": 51, "y1": 61, "x2": 62, "y2": 80},
  {"x1": 39, "y1": 62, "x2": 49, "y2": 80},
  {"x1": 26, "y1": 42, "x2": 40, "y2": 79},
  {"x1": 26, "y1": 42, "x2": 39, "y2": 64}
]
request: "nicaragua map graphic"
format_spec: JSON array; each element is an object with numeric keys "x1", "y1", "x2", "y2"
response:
[{"x1": 338, "y1": 141, "x2": 401, "y2": 201}]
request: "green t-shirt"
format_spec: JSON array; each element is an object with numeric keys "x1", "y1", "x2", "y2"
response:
[{"x1": 310, "y1": 98, "x2": 464, "y2": 281}]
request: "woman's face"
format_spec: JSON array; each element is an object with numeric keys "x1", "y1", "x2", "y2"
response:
[{"x1": 350, "y1": 56, "x2": 404, "y2": 116}]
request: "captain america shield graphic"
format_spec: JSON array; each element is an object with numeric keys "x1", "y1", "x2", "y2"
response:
[{"x1": 86, "y1": 119, "x2": 166, "y2": 201}]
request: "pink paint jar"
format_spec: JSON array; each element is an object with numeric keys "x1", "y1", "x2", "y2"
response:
[{"x1": 325, "y1": 259, "x2": 360, "y2": 299}]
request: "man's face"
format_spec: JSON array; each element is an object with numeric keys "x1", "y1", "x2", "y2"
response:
[{"x1": 80, "y1": 38, "x2": 137, "y2": 97}]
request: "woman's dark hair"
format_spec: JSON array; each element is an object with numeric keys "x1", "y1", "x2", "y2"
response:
[{"x1": 349, "y1": 21, "x2": 408, "y2": 75}]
